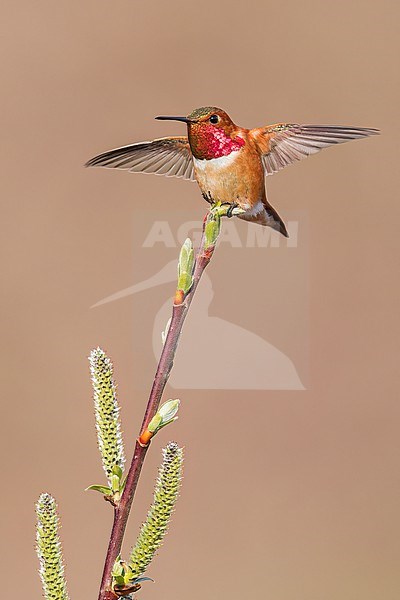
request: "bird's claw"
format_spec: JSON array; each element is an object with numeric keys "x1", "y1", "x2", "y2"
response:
[
  {"x1": 226, "y1": 203, "x2": 238, "y2": 218},
  {"x1": 209, "y1": 202, "x2": 245, "y2": 219}
]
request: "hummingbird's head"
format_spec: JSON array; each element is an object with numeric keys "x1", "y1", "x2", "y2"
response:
[{"x1": 156, "y1": 107, "x2": 244, "y2": 160}]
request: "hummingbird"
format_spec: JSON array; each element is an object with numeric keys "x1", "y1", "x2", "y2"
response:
[{"x1": 86, "y1": 107, "x2": 378, "y2": 237}]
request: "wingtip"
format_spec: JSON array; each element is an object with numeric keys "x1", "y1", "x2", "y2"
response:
[
  {"x1": 356, "y1": 126, "x2": 380, "y2": 137},
  {"x1": 84, "y1": 157, "x2": 97, "y2": 168},
  {"x1": 361, "y1": 127, "x2": 380, "y2": 136}
]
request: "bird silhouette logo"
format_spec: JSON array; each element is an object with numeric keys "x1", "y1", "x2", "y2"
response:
[{"x1": 92, "y1": 259, "x2": 305, "y2": 390}]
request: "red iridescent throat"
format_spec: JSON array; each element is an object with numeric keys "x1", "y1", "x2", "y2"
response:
[{"x1": 190, "y1": 124, "x2": 245, "y2": 160}]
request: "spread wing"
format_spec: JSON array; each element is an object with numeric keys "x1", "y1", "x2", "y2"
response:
[
  {"x1": 253, "y1": 124, "x2": 379, "y2": 176},
  {"x1": 85, "y1": 136, "x2": 195, "y2": 180}
]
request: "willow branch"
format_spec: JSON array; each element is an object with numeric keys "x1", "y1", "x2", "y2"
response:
[{"x1": 98, "y1": 210, "x2": 220, "y2": 600}]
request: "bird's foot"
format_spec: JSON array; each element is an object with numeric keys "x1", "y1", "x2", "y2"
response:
[
  {"x1": 226, "y1": 202, "x2": 238, "y2": 218},
  {"x1": 209, "y1": 202, "x2": 246, "y2": 219},
  {"x1": 202, "y1": 191, "x2": 214, "y2": 204}
]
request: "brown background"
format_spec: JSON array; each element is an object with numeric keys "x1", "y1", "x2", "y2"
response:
[{"x1": 1, "y1": 1, "x2": 399, "y2": 599}]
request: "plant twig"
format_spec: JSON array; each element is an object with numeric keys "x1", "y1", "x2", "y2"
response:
[{"x1": 98, "y1": 210, "x2": 220, "y2": 600}]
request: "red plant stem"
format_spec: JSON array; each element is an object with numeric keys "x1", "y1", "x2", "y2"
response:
[{"x1": 98, "y1": 220, "x2": 217, "y2": 600}]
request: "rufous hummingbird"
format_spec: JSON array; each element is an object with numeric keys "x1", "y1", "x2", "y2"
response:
[{"x1": 86, "y1": 107, "x2": 378, "y2": 237}]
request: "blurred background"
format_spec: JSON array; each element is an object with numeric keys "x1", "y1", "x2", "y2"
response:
[{"x1": 1, "y1": 1, "x2": 399, "y2": 599}]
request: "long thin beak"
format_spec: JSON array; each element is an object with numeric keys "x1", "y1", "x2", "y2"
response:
[{"x1": 155, "y1": 115, "x2": 193, "y2": 123}]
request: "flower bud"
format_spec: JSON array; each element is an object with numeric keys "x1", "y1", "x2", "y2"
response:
[
  {"x1": 204, "y1": 211, "x2": 221, "y2": 248},
  {"x1": 147, "y1": 399, "x2": 180, "y2": 434},
  {"x1": 177, "y1": 238, "x2": 194, "y2": 294},
  {"x1": 36, "y1": 493, "x2": 69, "y2": 600}
]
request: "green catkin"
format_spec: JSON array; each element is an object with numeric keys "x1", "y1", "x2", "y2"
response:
[
  {"x1": 128, "y1": 442, "x2": 183, "y2": 580},
  {"x1": 36, "y1": 494, "x2": 69, "y2": 600},
  {"x1": 89, "y1": 347, "x2": 125, "y2": 483}
]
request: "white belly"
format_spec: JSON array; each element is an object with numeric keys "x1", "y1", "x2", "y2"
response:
[{"x1": 193, "y1": 153, "x2": 238, "y2": 172}]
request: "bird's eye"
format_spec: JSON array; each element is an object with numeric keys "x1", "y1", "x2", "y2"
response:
[{"x1": 209, "y1": 114, "x2": 219, "y2": 124}]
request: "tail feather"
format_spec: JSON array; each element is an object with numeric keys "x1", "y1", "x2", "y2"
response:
[{"x1": 238, "y1": 198, "x2": 288, "y2": 237}]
